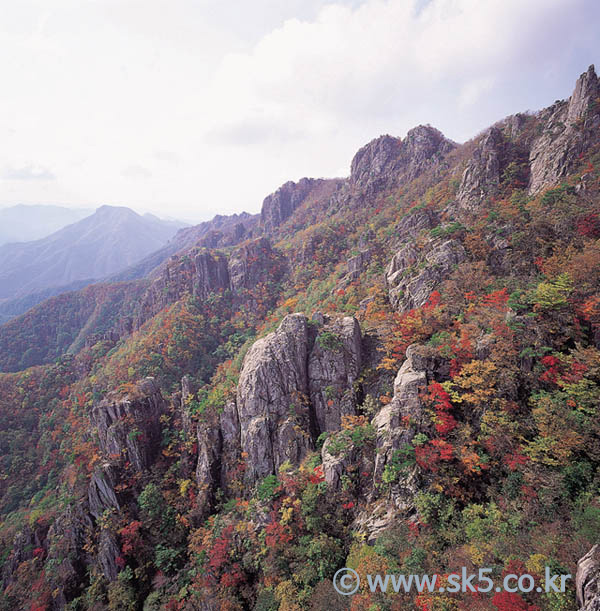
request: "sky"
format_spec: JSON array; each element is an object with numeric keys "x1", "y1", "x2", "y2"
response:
[{"x1": 1, "y1": 0, "x2": 599, "y2": 222}]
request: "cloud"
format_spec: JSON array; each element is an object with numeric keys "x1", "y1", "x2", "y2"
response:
[
  {"x1": 0, "y1": 0, "x2": 599, "y2": 220},
  {"x1": 458, "y1": 77, "x2": 497, "y2": 109},
  {"x1": 154, "y1": 151, "x2": 181, "y2": 164},
  {"x1": 121, "y1": 165, "x2": 153, "y2": 179},
  {"x1": 206, "y1": 115, "x2": 304, "y2": 147},
  {"x1": 2, "y1": 164, "x2": 56, "y2": 181}
]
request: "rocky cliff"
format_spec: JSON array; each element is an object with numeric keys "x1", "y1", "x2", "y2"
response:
[
  {"x1": 350, "y1": 125, "x2": 456, "y2": 199},
  {"x1": 578, "y1": 546, "x2": 600, "y2": 611},
  {"x1": 530, "y1": 65, "x2": 600, "y2": 194},
  {"x1": 192, "y1": 312, "x2": 363, "y2": 512}
]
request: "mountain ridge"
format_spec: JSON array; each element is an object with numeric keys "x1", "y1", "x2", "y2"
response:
[{"x1": 0, "y1": 205, "x2": 186, "y2": 302}]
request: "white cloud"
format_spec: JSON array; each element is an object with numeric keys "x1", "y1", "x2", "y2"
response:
[
  {"x1": 2, "y1": 165, "x2": 55, "y2": 181},
  {"x1": 0, "y1": 0, "x2": 598, "y2": 220}
]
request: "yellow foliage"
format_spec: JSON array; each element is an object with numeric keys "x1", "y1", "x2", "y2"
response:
[{"x1": 179, "y1": 479, "x2": 192, "y2": 496}]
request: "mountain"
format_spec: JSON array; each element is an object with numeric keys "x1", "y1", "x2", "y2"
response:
[
  {"x1": 1, "y1": 66, "x2": 600, "y2": 610},
  {"x1": 0, "y1": 204, "x2": 92, "y2": 245},
  {"x1": 0, "y1": 205, "x2": 186, "y2": 301}
]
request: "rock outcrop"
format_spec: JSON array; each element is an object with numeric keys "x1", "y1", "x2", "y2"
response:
[
  {"x1": 134, "y1": 249, "x2": 229, "y2": 328},
  {"x1": 90, "y1": 377, "x2": 166, "y2": 472},
  {"x1": 350, "y1": 126, "x2": 456, "y2": 198},
  {"x1": 260, "y1": 178, "x2": 323, "y2": 234},
  {"x1": 371, "y1": 345, "x2": 434, "y2": 491},
  {"x1": 134, "y1": 236, "x2": 286, "y2": 330},
  {"x1": 227, "y1": 237, "x2": 286, "y2": 292},
  {"x1": 308, "y1": 316, "x2": 362, "y2": 433},
  {"x1": 1, "y1": 525, "x2": 45, "y2": 587},
  {"x1": 45, "y1": 506, "x2": 93, "y2": 606},
  {"x1": 386, "y1": 238, "x2": 466, "y2": 312},
  {"x1": 236, "y1": 314, "x2": 314, "y2": 483},
  {"x1": 318, "y1": 343, "x2": 447, "y2": 540},
  {"x1": 456, "y1": 127, "x2": 507, "y2": 212},
  {"x1": 529, "y1": 65, "x2": 600, "y2": 195},
  {"x1": 88, "y1": 464, "x2": 121, "y2": 519},
  {"x1": 578, "y1": 545, "x2": 600, "y2": 610},
  {"x1": 193, "y1": 313, "x2": 363, "y2": 488}
]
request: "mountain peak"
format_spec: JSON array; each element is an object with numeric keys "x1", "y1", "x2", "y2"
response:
[
  {"x1": 568, "y1": 64, "x2": 600, "y2": 124},
  {"x1": 95, "y1": 204, "x2": 138, "y2": 218},
  {"x1": 349, "y1": 125, "x2": 455, "y2": 194}
]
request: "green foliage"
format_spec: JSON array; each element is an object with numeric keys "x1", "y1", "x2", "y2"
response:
[
  {"x1": 257, "y1": 475, "x2": 280, "y2": 501},
  {"x1": 533, "y1": 273, "x2": 573, "y2": 309},
  {"x1": 316, "y1": 330, "x2": 343, "y2": 351},
  {"x1": 381, "y1": 446, "x2": 415, "y2": 485},
  {"x1": 154, "y1": 544, "x2": 180, "y2": 574},
  {"x1": 430, "y1": 221, "x2": 466, "y2": 238}
]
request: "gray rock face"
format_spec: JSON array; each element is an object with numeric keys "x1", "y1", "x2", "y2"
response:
[
  {"x1": 236, "y1": 314, "x2": 313, "y2": 483},
  {"x1": 90, "y1": 377, "x2": 166, "y2": 472},
  {"x1": 45, "y1": 505, "x2": 93, "y2": 605},
  {"x1": 372, "y1": 345, "x2": 431, "y2": 490},
  {"x1": 232, "y1": 313, "x2": 363, "y2": 485},
  {"x1": 578, "y1": 545, "x2": 600, "y2": 610},
  {"x1": 218, "y1": 400, "x2": 241, "y2": 491},
  {"x1": 320, "y1": 344, "x2": 445, "y2": 541},
  {"x1": 456, "y1": 127, "x2": 506, "y2": 212},
  {"x1": 309, "y1": 316, "x2": 362, "y2": 433},
  {"x1": 393, "y1": 208, "x2": 439, "y2": 245},
  {"x1": 195, "y1": 420, "x2": 221, "y2": 514},
  {"x1": 529, "y1": 65, "x2": 600, "y2": 195},
  {"x1": 227, "y1": 237, "x2": 286, "y2": 292},
  {"x1": 260, "y1": 178, "x2": 322, "y2": 234},
  {"x1": 350, "y1": 126, "x2": 455, "y2": 197},
  {"x1": 135, "y1": 249, "x2": 229, "y2": 328},
  {"x1": 1, "y1": 526, "x2": 44, "y2": 587},
  {"x1": 98, "y1": 529, "x2": 121, "y2": 583},
  {"x1": 386, "y1": 239, "x2": 466, "y2": 312},
  {"x1": 88, "y1": 464, "x2": 120, "y2": 519}
]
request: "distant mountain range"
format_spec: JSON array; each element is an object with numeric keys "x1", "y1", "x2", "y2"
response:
[
  {"x1": 0, "y1": 205, "x2": 187, "y2": 304},
  {"x1": 0, "y1": 204, "x2": 93, "y2": 246}
]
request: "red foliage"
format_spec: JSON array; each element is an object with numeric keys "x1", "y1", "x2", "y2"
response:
[
  {"x1": 505, "y1": 453, "x2": 529, "y2": 471},
  {"x1": 491, "y1": 591, "x2": 539, "y2": 611},
  {"x1": 415, "y1": 439, "x2": 454, "y2": 471},
  {"x1": 539, "y1": 355, "x2": 560, "y2": 384},
  {"x1": 119, "y1": 520, "x2": 143, "y2": 556},
  {"x1": 581, "y1": 295, "x2": 600, "y2": 327},
  {"x1": 576, "y1": 213, "x2": 600, "y2": 238},
  {"x1": 264, "y1": 518, "x2": 293, "y2": 548},
  {"x1": 208, "y1": 525, "x2": 234, "y2": 572},
  {"x1": 426, "y1": 382, "x2": 457, "y2": 436},
  {"x1": 220, "y1": 562, "x2": 245, "y2": 588},
  {"x1": 309, "y1": 465, "x2": 325, "y2": 484},
  {"x1": 482, "y1": 288, "x2": 510, "y2": 309}
]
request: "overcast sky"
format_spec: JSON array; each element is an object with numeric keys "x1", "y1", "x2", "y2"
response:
[{"x1": 1, "y1": 0, "x2": 599, "y2": 222}]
